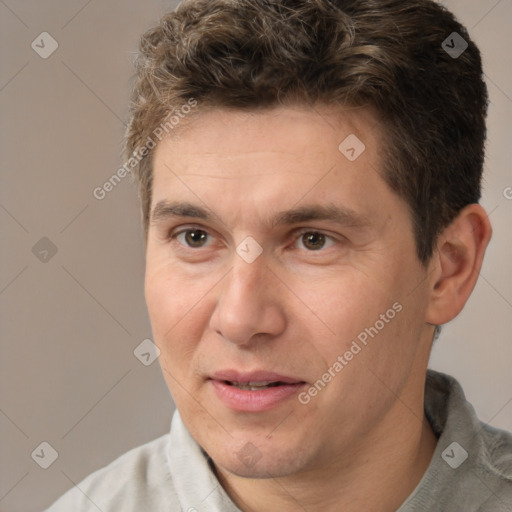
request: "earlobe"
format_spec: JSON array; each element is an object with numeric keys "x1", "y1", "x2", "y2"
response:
[{"x1": 425, "y1": 204, "x2": 492, "y2": 326}]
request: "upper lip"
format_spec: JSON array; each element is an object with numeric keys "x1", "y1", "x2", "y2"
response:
[{"x1": 209, "y1": 370, "x2": 305, "y2": 385}]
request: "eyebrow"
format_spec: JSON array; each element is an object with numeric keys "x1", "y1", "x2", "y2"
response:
[
  {"x1": 150, "y1": 200, "x2": 371, "y2": 230},
  {"x1": 151, "y1": 201, "x2": 214, "y2": 224}
]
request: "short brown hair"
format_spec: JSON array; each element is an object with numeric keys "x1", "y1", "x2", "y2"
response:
[{"x1": 125, "y1": 0, "x2": 488, "y2": 263}]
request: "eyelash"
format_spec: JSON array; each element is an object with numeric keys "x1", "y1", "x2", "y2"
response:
[{"x1": 168, "y1": 226, "x2": 339, "y2": 252}]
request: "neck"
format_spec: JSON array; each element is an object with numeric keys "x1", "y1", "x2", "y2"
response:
[{"x1": 215, "y1": 383, "x2": 437, "y2": 512}]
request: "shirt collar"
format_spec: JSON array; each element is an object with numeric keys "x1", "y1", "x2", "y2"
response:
[{"x1": 166, "y1": 409, "x2": 241, "y2": 511}]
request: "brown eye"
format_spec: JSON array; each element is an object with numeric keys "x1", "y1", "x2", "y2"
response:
[
  {"x1": 301, "y1": 232, "x2": 326, "y2": 251},
  {"x1": 178, "y1": 229, "x2": 209, "y2": 248}
]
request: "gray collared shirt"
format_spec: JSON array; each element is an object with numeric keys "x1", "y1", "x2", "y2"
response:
[{"x1": 45, "y1": 370, "x2": 512, "y2": 511}]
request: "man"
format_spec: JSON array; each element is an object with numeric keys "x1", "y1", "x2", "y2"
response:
[{"x1": 46, "y1": 0, "x2": 512, "y2": 510}]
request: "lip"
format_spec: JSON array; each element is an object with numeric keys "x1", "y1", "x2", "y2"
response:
[
  {"x1": 210, "y1": 370, "x2": 304, "y2": 385},
  {"x1": 208, "y1": 370, "x2": 306, "y2": 412}
]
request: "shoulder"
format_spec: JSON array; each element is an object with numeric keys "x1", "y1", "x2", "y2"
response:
[
  {"x1": 433, "y1": 371, "x2": 512, "y2": 484},
  {"x1": 475, "y1": 421, "x2": 512, "y2": 494},
  {"x1": 45, "y1": 433, "x2": 180, "y2": 511},
  {"x1": 449, "y1": 420, "x2": 512, "y2": 511},
  {"x1": 420, "y1": 370, "x2": 512, "y2": 510}
]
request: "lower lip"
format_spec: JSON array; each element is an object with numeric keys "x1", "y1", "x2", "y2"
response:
[{"x1": 210, "y1": 380, "x2": 305, "y2": 412}]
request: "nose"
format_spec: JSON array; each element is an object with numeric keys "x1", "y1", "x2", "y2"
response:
[{"x1": 208, "y1": 255, "x2": 287, "y2": 346}]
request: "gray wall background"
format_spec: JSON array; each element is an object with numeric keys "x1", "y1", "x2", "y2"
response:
[{"x1": 0, "y1": 1, "x2": 510, "y2": 511}]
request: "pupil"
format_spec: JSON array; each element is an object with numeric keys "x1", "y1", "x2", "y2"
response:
[
  {"x1": 186, "y1": 230, "x2": 207, "y2": 247},
  {"x1": 303, "y1": 232, "x2": 325, "y2": 250}
]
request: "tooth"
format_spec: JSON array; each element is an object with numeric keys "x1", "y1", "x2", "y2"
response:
[{"x1": 232, "y1": 381, "x2": 282, "y2": 391}]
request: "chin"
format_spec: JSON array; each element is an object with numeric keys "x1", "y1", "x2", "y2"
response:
[
  {"x1": 208, "y1": 438, "x2": 312, "y2": 480},
  {"x1": 178, "y1": 398, "x2": 319, "y2": 478}
]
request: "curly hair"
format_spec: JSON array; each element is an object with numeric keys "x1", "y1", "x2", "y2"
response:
[{"x1": 125, "y1": 0, "x2": 488, "y2": 263}]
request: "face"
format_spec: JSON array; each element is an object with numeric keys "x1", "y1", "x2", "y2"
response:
[{"x1": 145, "y1": 105, "x2": 433, "y2": 479}]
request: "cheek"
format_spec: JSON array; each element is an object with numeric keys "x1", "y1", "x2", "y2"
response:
[
  {"x1": 144, "y1": 263, "x2": 212, "y2": 369},
  {"x1": 300, "y1": 264, "x2": 424, "y2": 377},
  {"x1": 299, "y1": 268, "x2": 392, "y2": 350},
  {"x1": 145, "y1": 271, "x2": 214, "y2": 414},
  {"x1": 145, "y1": 254, "x2": 215, "y2": 323}
]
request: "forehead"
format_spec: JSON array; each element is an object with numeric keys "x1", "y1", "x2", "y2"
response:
[
  {"x1": 149, "y1": 105, "x2": 398, "y2": 229},
  {"x1": 153, "y1": 105, "x2": 380, "y2": 167}
]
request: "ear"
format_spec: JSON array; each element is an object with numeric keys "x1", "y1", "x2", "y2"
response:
[{"x1": 425, "y1": 204, "x2": 492, "y2": 326}]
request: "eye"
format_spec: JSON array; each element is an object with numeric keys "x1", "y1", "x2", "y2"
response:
[
  {"x1": 174, "y1": 228, "x2": 212, "y2": 248},
  {"x1": 294, "y1": 230, "x2": 336, "y2": 251}
]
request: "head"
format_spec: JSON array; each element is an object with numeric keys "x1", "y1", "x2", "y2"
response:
[{"x1": 125, "y1": 0, "x2": 491, "y2": 482}]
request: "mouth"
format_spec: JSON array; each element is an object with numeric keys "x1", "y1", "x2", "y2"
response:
[
  {"x1": 208, "y1": 370, "x2": 306, "y2": 412},
  {"x1": 222, "y1": 380, "x2": 297, "y2": 391}
]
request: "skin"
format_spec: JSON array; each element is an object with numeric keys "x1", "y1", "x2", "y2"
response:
[{"x1": 145, "y1": 105, "x2": 492, "y2": 511}]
